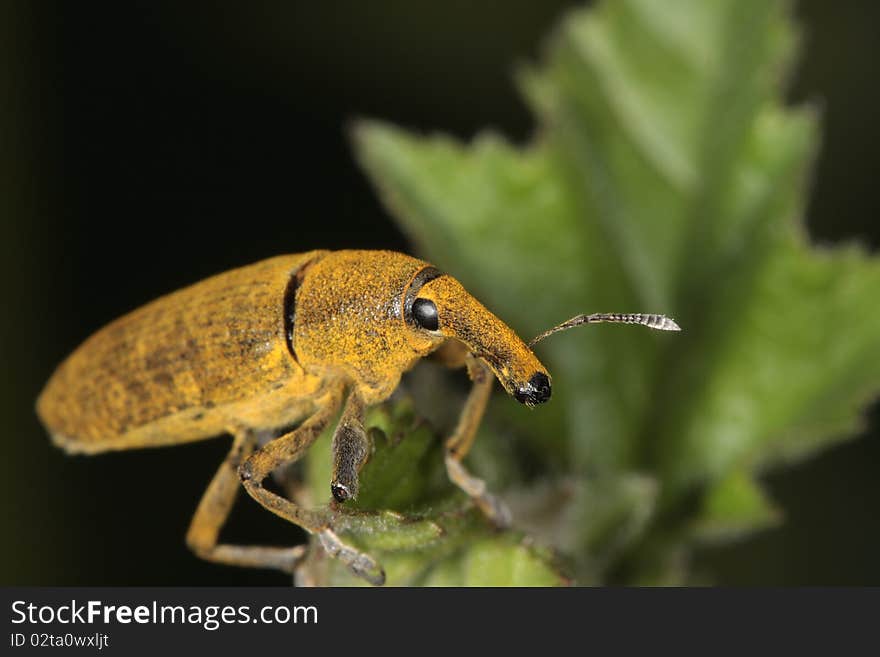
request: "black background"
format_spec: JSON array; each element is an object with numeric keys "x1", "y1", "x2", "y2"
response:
[{"x1": 2, "y1": 1, "x2": 879, "y2": 585}]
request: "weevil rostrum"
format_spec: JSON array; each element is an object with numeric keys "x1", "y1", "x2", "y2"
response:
[{"x1": 37, "y1": 250, "x2": 679, "y2": 585}]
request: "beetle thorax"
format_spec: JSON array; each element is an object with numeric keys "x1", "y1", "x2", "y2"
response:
[{"x1": 291, "y1": 251, "x2": 438, "y2": 403}]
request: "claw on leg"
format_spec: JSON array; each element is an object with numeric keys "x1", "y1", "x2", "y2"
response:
[
  {"x1": 445, "y1": 453, "x2": 512, "y2": 528},
  {"x1": 318, "y1": 528, "x2": 386, "y2": 586}
]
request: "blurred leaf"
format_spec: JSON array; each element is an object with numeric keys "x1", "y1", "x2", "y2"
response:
[
  {"x1": 347, "y1": 0, "x2": 880, "y2": 583},
  {"x1": 506, "y1": 474, "x2": 658, "y2": 583},
  {"x1": 691, "y1": 469, "x2": 781, "y2": 542}
]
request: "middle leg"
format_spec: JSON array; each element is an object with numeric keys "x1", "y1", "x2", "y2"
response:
[
  {"x1": 238, "y1": 382, "x2": 385, "y2": 585},
  {"x1": 185, "y1": 428, "x2": 307, "y2": 573}
]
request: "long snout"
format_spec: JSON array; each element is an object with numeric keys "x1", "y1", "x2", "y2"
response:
[{"x1": 416, "y1": 275, "x2": 551, "y2": 407}]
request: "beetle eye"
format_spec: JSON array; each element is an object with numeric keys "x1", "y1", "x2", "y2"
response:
[{"x1": 411, "y1": 298, "x2": 439, "y2": 331}]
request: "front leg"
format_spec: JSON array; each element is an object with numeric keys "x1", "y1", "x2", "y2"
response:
[
  {"x1": 444, "y1": 355, "x2": 512, "y2": 527},
  {"x1": 330, "y1": 389, "x2": 371, "y2": 503}
]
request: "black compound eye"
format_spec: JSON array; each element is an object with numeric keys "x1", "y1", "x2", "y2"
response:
[{"x1": 411, "y1": 298, "x2": 439, "y2": 331}]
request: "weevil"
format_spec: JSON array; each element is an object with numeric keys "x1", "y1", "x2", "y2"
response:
[{"x1": 37, "y1": 250, "x2": 678, "y2": 585}]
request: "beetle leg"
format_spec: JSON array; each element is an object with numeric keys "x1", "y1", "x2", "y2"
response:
[
  {"x1": 185, "y1": 429, "x2": 308, "y2": 573},
  {"x1": 330, "y1": 389, "x2": 370, "y2": 503},
  {"x1": 239, "y1": 383, "x2": 386, "y2": 586},
  {"x1": 238, "y1": 387, "x2": 341, "y2": 532},
  {"x1": 444, "y1": 355, "x2": 512, "y2": 528}
]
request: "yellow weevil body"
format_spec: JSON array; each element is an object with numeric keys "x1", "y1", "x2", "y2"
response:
[{"x1": 37, "y1": 249, "x2": 677, "y2": 585}]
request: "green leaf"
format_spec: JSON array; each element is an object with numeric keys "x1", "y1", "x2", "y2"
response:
[
  {"x1": 691, "y1": 469, "x2": 781, "y2": 542},
  {"x1": 505, "y1": 474, "x2": 658, "y2": 584},
  {"x1": 349, "y1": 0, "x2": 880, "y2": 583}
]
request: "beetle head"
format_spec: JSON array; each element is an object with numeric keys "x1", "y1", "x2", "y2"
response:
[
  {"x1": 404, "y1": 272, "x2": 551, "y2": 407},
  {"x1": 293, "y1": 251, "x2": 447, "y2": 403},
  {"x1": 293, "y1": 250, "x2": 550, "y2": 407}
]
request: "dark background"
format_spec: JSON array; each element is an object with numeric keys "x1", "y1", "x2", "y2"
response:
[{"x1": 2, "y1": 1, "x2": 878, "y2": 585}]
